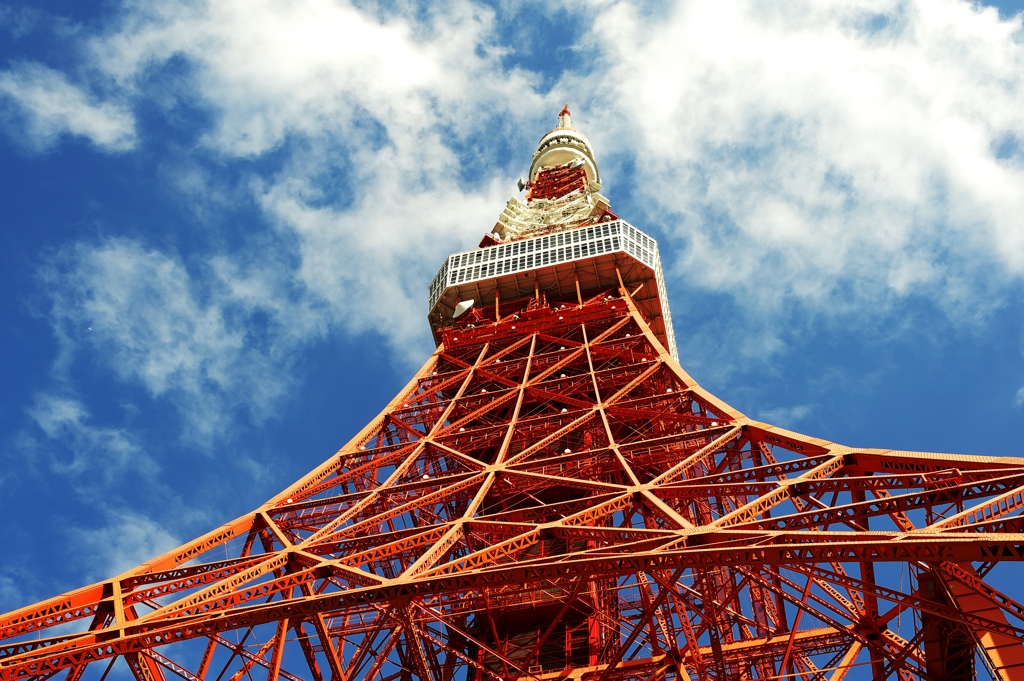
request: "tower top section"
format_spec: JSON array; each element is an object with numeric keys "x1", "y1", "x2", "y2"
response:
[
  {"x1": 529, "y1": 105, "x2": 601, "y2": 192},
  {"x1": 489, "y1": 106, "x2": 613, "y2": 244},
  {"x1": 427, "y1": 106, "x2": 678, "y2": 360}
]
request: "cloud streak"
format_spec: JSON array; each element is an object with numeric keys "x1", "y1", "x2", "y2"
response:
[
  {"x1": 44, "y1": 240, "x2": 296, "y2": 442},
  {"x1": 0, "y1": 62, "x2": 135, "y2": 151},
  {"x1": 73, "y1": 509, "x2": 180, "y2": 580},
  {"x1": 88, "y1": 0, "x2": 542, "y2": 156},
  {"x1": 26, "y1": 393, "x2": 152, "y2": 483},
  {"x1": 27, "y1": 0, "x2": 549, "y2": 442}
]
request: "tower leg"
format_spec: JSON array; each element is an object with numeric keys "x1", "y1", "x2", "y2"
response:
[{"x1": 935, "y1": 565, "x2": 1024, "y2": 680}]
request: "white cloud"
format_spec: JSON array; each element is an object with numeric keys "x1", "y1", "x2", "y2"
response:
[
  {"x1": 27, "y1": 0, "x2": 550, "y2": 436},
  {"x1": 582, "y1": 0, "x2": 1024, "y2": 325},
  {"x1": 0, "y1": 5, "x2": 44, "y2": 38},
  {"x1": 1016, "y1": 386, "x2": 1024, "y2": 408},
  {"x1": 756, "y1": 403, "x2": 814, "y2": 428},
  {"x1": 0, "y1": 62, "x2": 135, "y2": 151},
  {"x1": 80, "y1": 0, "x2": 548, "y2": 327},
  {"x1": 45, "y1": 240, "x2": 295, "y2": 442},
  {"x1": 88, "y1": 0, "x2": 542, "y2": 155},
  {"x1": 257, "y1": 166, "x2": 508, "y2": 362},
  {"x1": 26, "y1": 393, "x2": 153, "y2": 484},
  {"x1": 74, "y1": 509, "x2": 180, "y2": 579},
  {"x1": 0, "y1": 570, "x2": 20, "y2": 612}
]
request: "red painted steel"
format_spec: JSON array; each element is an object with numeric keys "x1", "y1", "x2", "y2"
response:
[
  {"x1": 527, "y1": 164, "x2": 588, "y2": 201},
  {"x1": 3, "y1": 285, "x2": 1024, "y2": 680}
]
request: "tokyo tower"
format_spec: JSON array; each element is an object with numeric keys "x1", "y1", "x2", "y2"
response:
[{"x1": 4, "y1": 106, "x2": 1024, "y2": 681}]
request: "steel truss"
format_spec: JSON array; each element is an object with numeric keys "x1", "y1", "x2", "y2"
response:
[{"x1": 3, "y1": 285, "x2": 1024, "y2": 681}]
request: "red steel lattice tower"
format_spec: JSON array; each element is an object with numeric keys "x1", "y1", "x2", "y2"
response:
[{"x1": 4, "y1": 107, "x2": 1024, "y2": 681}]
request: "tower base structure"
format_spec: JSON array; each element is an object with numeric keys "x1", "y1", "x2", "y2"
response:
[
  {"x1": 3, "y1": 281, "x2": 1024, "y2": 681},
  {"x1": 4, "y1": 108, "x2": 1024, "y2": 681}
]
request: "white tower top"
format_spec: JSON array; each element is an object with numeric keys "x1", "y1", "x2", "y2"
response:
[
  {"x1": 529, "y1": 105, "x2": 601, "y2": 192},
  {"x1": 427, "y1": 106, "x2": 677, "y2": 359}
]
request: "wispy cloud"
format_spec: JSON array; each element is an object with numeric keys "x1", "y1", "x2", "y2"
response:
[
  {"x1": 25, "y1": 0, "x2": 551, "y2": 442},
  {"x1": 73, "y1": 509, "x2": 180, "y2": 580},
  {"x1": 756, "y1": 403, "x2": 814, "y2": 429},
  {"x1": 26, "y1": 392, "x2": 153, "y2": 484},
  {"x1": 87, "y1": 0, "x2": 543, "y2": 156},
  {"x1": 257, "y1": 170, "x2": 509, "y2": 362},
  {"x1": 0, "y1": 5, "x2": 44, "y2": 39},
  {"x1": 10, "y1": 391, "x2": 235, "y2": 589},
  {"x1": 43, "y1": 240, "x2": 296, "y2": 442},
  {"x1": 0, "y1": 570, "x2": 20, "y2": 613},
  {"x1": 0, "y1": 61, "x2": 135, "y2": 151}
]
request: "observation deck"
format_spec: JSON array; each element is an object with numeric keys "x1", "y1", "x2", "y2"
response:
[{"x1": 427, "y1": 218, "x2": 678, "y2": 360}]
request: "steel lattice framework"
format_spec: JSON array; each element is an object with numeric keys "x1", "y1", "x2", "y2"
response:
[{"x1": 4, "y1": 110, "x2": 1024, "y2": 681}]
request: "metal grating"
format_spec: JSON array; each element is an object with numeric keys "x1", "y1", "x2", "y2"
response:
[
  {"x1": 430, "y1": 221, "x2": 657, "y2": 308},
  {"x1": 428, "y1": 219, "x2": 676, "y2": 358}
]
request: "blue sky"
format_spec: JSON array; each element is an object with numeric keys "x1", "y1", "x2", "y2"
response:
[{"x1": 1, "y1": 0, "x2": 1024, "y2": 620}]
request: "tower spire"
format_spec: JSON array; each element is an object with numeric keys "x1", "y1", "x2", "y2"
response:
[
  {"x1": 528, "y1": 105, "x2": 601, "y2": 192},
  {"x1": 558, "y1": 102, "x2": 572, "y2": 127}
]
